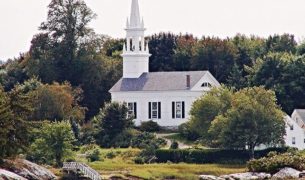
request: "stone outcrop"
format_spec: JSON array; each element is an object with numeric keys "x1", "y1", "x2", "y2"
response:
[
  {"x1": 221, "y1": 172, "x2": 271, "y2": 179},
  {"x1": 200, "y1": 172, "x2": 272, "y2": 180},
  {"x1": 0, "y1": 168, "x2": 27, "y2": 180},
  {"x1": 199, "y1": 175, "x2": 221, "y2": 180},
  {"x1": 3, "y1": 159, "x2": 56, "y2": 180},
  {"x1": 271, "y1": 167, "x2": 300, "y2": 179}
]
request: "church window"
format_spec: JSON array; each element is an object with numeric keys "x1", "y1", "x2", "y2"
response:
[
  {"x1": 172, "y1": 101, "x2": 185, "y2": 119},
  {"x1": 149, "y1": 102, "x2": 161, "y2": 119},
  {"x1": 201, "y1": 82, "x2": 212, "y2": 87},
  {"x1": 292, "y1": 137, "x2": 296, "y2": 145},
  {"x1": 127, "y1": 102, "x2": 137, "y2": 119},
  {"x1": 290, "y1": 125, "x2": 294, "y2": 130}
]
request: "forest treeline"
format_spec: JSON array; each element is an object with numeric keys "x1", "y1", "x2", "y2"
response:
[
  {"x1": 1, "y1": 0, "x2": 305, "y2": 122},
  {"x1": 1, "y1": 32, "x2": 305, "y2": 119}
]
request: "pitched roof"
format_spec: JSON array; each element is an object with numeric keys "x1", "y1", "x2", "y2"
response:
[
  {"x1": 294, "y1": 109, "x2": 305, "y2": 123},
  {"x1": 109, "y1": 71, "x2": 207, "y2": 92}
]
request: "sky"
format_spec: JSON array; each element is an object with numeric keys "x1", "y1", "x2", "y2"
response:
[{"x1": 0, "y1": 0, "x2": 305, "y2": 61}]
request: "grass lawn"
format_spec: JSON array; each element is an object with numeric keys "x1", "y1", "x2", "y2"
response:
[{"x1": 76, "y1": 147, "x2": 246, "y2": 180}]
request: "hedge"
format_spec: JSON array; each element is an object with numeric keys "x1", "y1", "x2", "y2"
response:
[{"x1": 155, "y1": 147, "x2": 288, "y2": 164}]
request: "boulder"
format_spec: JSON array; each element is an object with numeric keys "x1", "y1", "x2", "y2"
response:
[
  {"x1": 199, "y1": 175, "x2": 222, "y2": 180},
  {"x1": 0, "y1": 169, "x2": 27, "y2": 180},
  {"x1": 4, "y1": 159, "x2": 56, "y2": 180},
  {"x1": 220, "y1": 172, "x2": 271, "y2": 180},
  {"x1": 272, "y1": 167, "x2": 300, "y2": 179}
]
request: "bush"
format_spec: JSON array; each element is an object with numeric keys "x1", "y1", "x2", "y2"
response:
[
  {"x1": 136, "y1": 145, "x2": 158, "y2": 164},
  {"x1": 105, "y1": 151, "x2": 117, "y2": 159},
  {"x1": 170, "y1": 141, "x2": 179, "y2": 149},
  {"x1": 247, "y1": 151, "x2": 305, "y2": 174},
  {"x1": 178, "y1": 123, "x2": 199, "y2": 141},
  {"x1": 139, "y1": 120, "x2": 161, "y2": 132},
  {"x1": 131, "y1": 132, "x2": 166, "y2": 149},
  {"x1": 134, "y1": 157, "x2": 145, "y2": 164},
  {"x1": 155, "y1": 147, "x2": 289, "y2": 164},
  {"x1": 80, "y1": 144, "x2": 99, "y2": 154},
  {"x1": 86, "y1": 149, "x2": 100, "y2": 162},
  {"x1": 112, "y1": 129, "x2": 134, "y2": 148}
]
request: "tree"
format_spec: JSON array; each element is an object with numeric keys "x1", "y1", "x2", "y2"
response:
[
  {"x1": 173, "y1": 34, "x2": 197, "y2": 71},
  {"x1": 32, "y1": 82, "x2": 85, "y2": 122},
  {"x1": 297, "y1": 41, "x2": 305, "y2": 56},
  {"x1": 0, "y1": 87, "x2": 15, "y2": 159},
  {"x1": 95, "y1": 102, "x2": 134, "y2": 147},
  {"x1": 265, "y1": 34, "x2": 297, "y2": 54},
  {"x1": 148, "y1": 33, "x2": 178, "y2": 72},
  {"x1": 0, "y1": 85, "x2": 32, "y2": 159},
  {"x1": 209, "y1": 87, "x2": 285, "y2": 158},
  {"x1": 227, "y1": 63, "x2": 247, "y2": 89},
  {"x1": 40, "y1": 0, "x2": 96, "y2": 63},
  {"x1": 189, "y1": 87, "x2": 233, "y2": 140},
  {"x1": 191, "y1": 37, "x2": 238, "y2": 83},
  {"x1": 79, "y1": 55, "x2": 122, "y2": 120},
  {"x1": 27, "y1": 121, "x2": 75, "y2": 167},
  {"x1": 247, "y1": 52, "x2": 305, "y2": 114}
]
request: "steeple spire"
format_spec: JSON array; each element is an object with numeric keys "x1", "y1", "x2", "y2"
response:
[
  {"x1": 129, "y1": 0, "x2": 141, "y2": 28},
  {"x1": 122, "y1": 0, "x2": 151, "y2": 78}
]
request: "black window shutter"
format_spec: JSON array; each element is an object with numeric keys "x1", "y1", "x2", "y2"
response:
[
  {"x1": 172, "y1": 102, "x2": 175, "y2": 119},
  {"x1": 182, "y1": 101, "x2": 185, "y2": 119},
  {"x1": 148, "y1": 102, "x2": 151, "y2": 119},
  {"x1": 158, "y1": 102, "x2": 161, "y2": 119},
  {"x1": 134, "y1": 102, "x2": 137, "y2": 119}
]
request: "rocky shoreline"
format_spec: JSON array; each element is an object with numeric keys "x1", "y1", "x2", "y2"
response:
[
  {"x1": 0, "y1": 159, "x2": 56, "y2": 180},
  {"x1": 200, "y1": 167, "x2": 302, "y2": 180}
]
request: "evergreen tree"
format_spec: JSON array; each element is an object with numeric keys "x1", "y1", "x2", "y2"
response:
[
  {"x1": 95, "y1": 102, "x2": 133, "y2": 147},
  {"x1": 0, "y1": 87, "x2": 14, "y2": 159}
]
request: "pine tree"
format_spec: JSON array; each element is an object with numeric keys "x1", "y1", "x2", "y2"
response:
[{"x1": 0, "y1": 87, "x2": 14, "y2": 159}]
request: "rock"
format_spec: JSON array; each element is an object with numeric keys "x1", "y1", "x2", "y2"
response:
[
  {"x1": 219, "y1": 175, "x2": 235, "y2": 180},
  {"x1": 199, "y1": 175, "x2": 221, "y2": 180},
  {"x1": 0, "y1": 169, "x2": 27, "y2": 180},
  {"x1": 272, "y1": 167, "x2": 300, "y2": 179},
  {"x1": 4, "y1": 159, "x2": 56, "y2": 180},
  {"x1": 220, "y1": 172, "x2": 271, "y2": 180}
]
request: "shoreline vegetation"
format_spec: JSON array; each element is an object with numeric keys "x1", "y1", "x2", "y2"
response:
[{"x1": 61, "y1": 148, "x2": 246, "y2": 180}]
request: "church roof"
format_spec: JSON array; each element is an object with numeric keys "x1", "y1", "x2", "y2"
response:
[
  {"x1": 109, "y1": 71, "x2": 207, "y2": 92},
  {"x1": 294, "y1": 109, "x2": 305, "y2": 123}
]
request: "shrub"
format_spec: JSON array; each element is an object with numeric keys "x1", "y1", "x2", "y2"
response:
[
  {"x1": 139, "y1": 120, "x2": 161, "y2": 132},
  {"x1": 155, "y1": 147, "x2": 289, "y2": 164},
  {"x1": 134, "y1": 157, "x2": 144, "y2": 164},
  {"x1": 105, "y1": 151, "x2": 116, "y2": 159},
  {"x1": 247, "y1": 151, "x2": 305, "y2": 174},
  {"x1": 170, "y1": 141, "x2": 179, "y2": 149},
  {"x1": 95, "y1": 102, "x2": 134, "y2": 148},
  {"x1": 79, "y1": 144, "x2": 99, "y2": 154},
  {"x1": 86, "y1": 149, "x2": 100, "y2": 162},
  {"x1": 131, "y1": 132, "x2": 166, "y2": 149},
  {"x1": 79, "y1": 123, "x2": 96, "y2": 145},
  {"x1": 112, "y1": 129, "x2": 134, "y2": 148},
  {"x1": 136, "y1": 145, "x2": 158, "y2": 164},
  {"x1": 178, "y1": 123, "x2": 199, "y2": 141}
]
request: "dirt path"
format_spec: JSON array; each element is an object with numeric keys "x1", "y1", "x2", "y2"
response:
[{"x1": 156, "y1": 133, "x2": 191, "y2": 149}]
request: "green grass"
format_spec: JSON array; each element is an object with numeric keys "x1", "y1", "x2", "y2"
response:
[{"x1": 76, "y1": 147, "x2": 246, "y2": 180}]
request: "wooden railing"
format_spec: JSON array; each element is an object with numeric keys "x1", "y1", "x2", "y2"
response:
[{"x1": 63, "y1": 162, "x2": 101, "y2": 180}]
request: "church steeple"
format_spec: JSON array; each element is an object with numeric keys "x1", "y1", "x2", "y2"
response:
[
  {"x1": 129, "y1": 0, "x2": 141, "y2": 28},
  {"x1": 122, "y1": 0, "x2": 150, "y2": 78}
]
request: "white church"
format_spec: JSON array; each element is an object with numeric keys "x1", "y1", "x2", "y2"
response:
[
  {"x1": 109, "y1": 0, "x2": 220, "y2": 127},
  {"x1": 109, "y1": 0, "x2": 305, "y2": 150}
]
